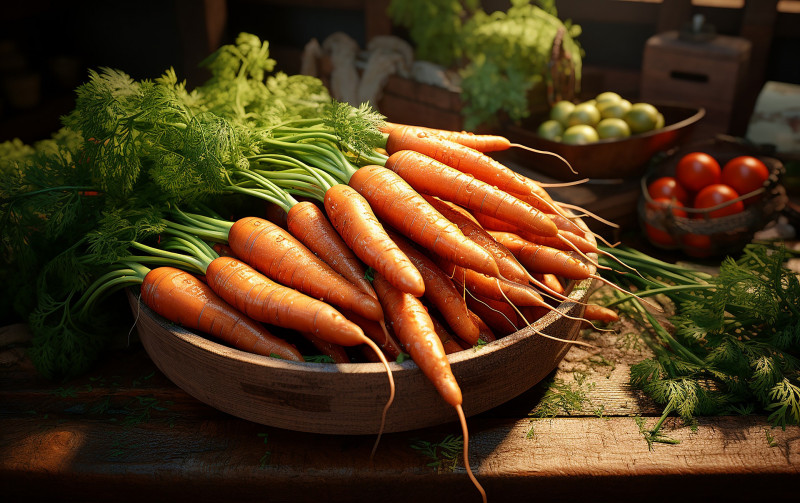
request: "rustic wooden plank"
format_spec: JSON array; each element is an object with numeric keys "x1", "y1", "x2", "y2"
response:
[
  {"x1": 3, "y1": 310, "x2": 799, "y2": 503},
  {"x1": 2, "y1": 413, "x2": 797, "y2": 503}
]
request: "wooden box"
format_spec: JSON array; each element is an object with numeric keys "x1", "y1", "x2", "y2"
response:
[{"x1": 640, "y1": 31, "x2": 751, "y2": 139}]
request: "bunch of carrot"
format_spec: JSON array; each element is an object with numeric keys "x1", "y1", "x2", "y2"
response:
[
  {"x1": 117, "y1": 123, "x2": 620, "y2": 503},
  {"x1": 19, "y1": 116, "x2": 621, "y2": 503}
]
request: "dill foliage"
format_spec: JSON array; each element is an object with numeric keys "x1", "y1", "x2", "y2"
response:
[
  {"x1": 603, "y1": 244, "x2": 800, "y2": 430},
  {"x1": 1, "y1": 32, "x2": 387, "y2": 379}
]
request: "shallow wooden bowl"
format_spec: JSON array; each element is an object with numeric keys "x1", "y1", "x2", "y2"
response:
[
  {"x1": 497, "y1": 103, "x2": 706, "y2": 181},
  {"x1": 128, "y1": 258, "x2": 595, "y2": 435}
]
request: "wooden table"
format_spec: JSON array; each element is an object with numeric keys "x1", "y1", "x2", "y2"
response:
[{"x1": 2, "y1": 309, "x2": 798, "y2": 503}]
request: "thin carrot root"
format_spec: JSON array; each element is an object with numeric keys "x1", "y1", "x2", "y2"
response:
[
  {"x1": 590, "y1": 273, "x2": 664, "y2": 313},
  {"x1": 556, "y1": 202, "x2": 621, "y2": 229},
  {"x1": 455, "y1": 403, "x2": 487, "y2": 503},
  {"x1": 509, "y1": 142, "x2": 577, "y2": 174},
  {"x1": 365, "y1": 337, "x2": 396, "y2": 462},
  {"x1": 535, "y1": 177, "x2": 590, "y2": 188}
]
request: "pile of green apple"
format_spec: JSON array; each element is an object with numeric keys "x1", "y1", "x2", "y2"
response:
[{"x1": 537, "y1": 92, "x2": 665, "y2": 145}]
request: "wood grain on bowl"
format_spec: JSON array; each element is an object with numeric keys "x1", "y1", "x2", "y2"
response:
[{"x1": 127, "y1": 224, "x2": 597, "y2": 435}]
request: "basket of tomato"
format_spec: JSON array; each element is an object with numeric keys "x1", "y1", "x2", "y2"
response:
[{"x1": 639, "y1": 137, "x2": 788, "y2": 257}]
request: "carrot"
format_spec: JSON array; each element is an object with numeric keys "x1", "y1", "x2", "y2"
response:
[
  {"x1": 582, "y1": 303, "x2": 619, "y2": 324},
  {"x1": 286, "y1": 200, "x2": 376, "y2": 299},
  {"x1": 212, "y1": 242, "x2": 237, "y2": 258},
  {"x1": 489, "y1": 231, "x2": 593, "y2": 281},
  {"x1": 431, "y1": 314, "x2": 467, "y2": 354},
  {"x1": 227, "y1": 215, "x2": 385, "y2": 321},
  {"x1": 299, "y1": 331, "x2": 351, "y2": 364},
  {"x1": 380, "y1": 121, "x2": 511, "y2": 152},
  {"x1": 436, "y1": 256, "x2": 549, "y2": 309},
  {"x1": 465, "y1": 292, "x2": 520, "y2": 336},
  {"x1": 140, "y1": 266, "x2": 304, "y2": 361},
  {"x1": 477, "y1": 212, "x2": 599, "y2": 256},
  {"x1": 422, "y1": 195, "x2": 529, "y2": 284},
  {"x1": 205, "y1": 256, "x2": 370, "y2": 347},
  {"x1": 323, "y1": 183, "x2": 425, "y2": 297},
  {"x1": 387, "y1": 229, "x2": 481, "y2": 346},
  {"x1": 468, "y1": 311, "x2": 497, "y2": 344},
  {"x1": 384, "y1": 125, "x2": 531, "y2": 196},
  {"x1": 371, "y1": 272, "x2": 487, "y2": 502},
  {"x1": 348, "y1": 165, "x2": 501, "y2": 279},
  {"x1": 384, "y1": 149, "x2": 558, "y2": 237},
  {"x1": 538, "y1": 273, "x2": 566, "y2": 296},
  {"x1": 340, "y1": 309, "x2": 405, "y2": 361},
  {"x1": 372, "y1": 271, "x2": 461, "y2": 406}
]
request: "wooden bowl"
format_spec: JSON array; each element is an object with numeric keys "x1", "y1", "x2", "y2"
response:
[
  {"x1": 127, "y1": 252, "x2": 595, "y2": 435},
  {"x1": 496, "y1": 103, "x2": 706, "y2": 181}
]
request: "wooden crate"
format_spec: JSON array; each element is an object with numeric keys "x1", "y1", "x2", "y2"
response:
[
  {"x1": 316, "y1": 55, "x2": 465, "y2": 131},
  {"x1": 377, "y1": 75, "x2": 464, "y2": 131},
  {"x1": 640, "y1": 30, "x2": 751, "y2": 139}
]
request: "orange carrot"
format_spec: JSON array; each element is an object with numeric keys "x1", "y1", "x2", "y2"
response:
[
  {"x1": 380, "y1": 121, "x2": 511, "y2": 152},
  {"x1": 385, "y1": 149, "x2": 558, "y2": 237},
  {"x1": 299, "y1": 331, "x2": 351, "y2": 364},
  {"x1": 387, "y1": 229, "x2": 481, "y2": 346},
  {"x1": 371, "y1": 272, "x2": 461, "y2": 406},
  {"x1": 436, "y1": 256, "x2": 549, "y2": 309},
  {"x1": 538, "y1": 273, "x2": 566, "y2": 296},
  {"x1": 324, "y1": 183, "x2": 425, "y2": 297},
  {"x1": 227, "y1": 216, "x2": 385, "y2": 321},
  {"x1": 477, "y1": 213, "x2": 599, "y2": 255},
  {"x1": 340, "y1": 309, "x2": 405, "y2": 361},
  {"x1": 431, "y1": 314, "x2": 466, "y2": 354},
  {"x1": 488, "y1": 231, "x2": 592, "y2": 280},
  {"x1": 422, "y1": 195, "x2": 529, "y2": 284},
  {"x1": 205, "y1": 256, "x2": 370, "y2": 347},
  {"x1": 468, "y1": 311, "x2": 497, "y2": 344},
  {"x1": 348, "y1": 164, "x2": 501, "y2": 278},
  {"x1": 371, "y1": 272, "x2": 487, "y2": 501},
  {"x1": 140, "y1": 266, "x2": 304, "y2": 361},
  {"x1": 212, "y1": 242, "x2": 237, "y2": 258},
  {"x1": 384, "y1": 125, "x2": 531, "y2": 196},
  {"x1": 465, "y1": 292, "x2": 520, "y2": 336},
  {"x1": 582, "y1": 303, "x2": 619, "y2": 324},
  {"x1": 286, "y1": 200, "x2": 376, "y2": 298}
]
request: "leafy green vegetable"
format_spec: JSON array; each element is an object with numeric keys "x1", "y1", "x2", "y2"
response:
[
  {"x1": 2, "y1": 32, "x2": 388, "y2": 378},
  {"x1": 601, "y1": 243, "x2": 800, "y2": 433},
  {"x1": 387, "y1": 0, "x2": 583, "y2": 130}
]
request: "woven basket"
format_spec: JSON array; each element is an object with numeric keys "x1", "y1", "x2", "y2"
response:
[{"x1": 638, "y1": 136, "x2": 788, "y2": 257}]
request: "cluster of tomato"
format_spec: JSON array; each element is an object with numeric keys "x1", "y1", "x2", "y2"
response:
[{"x1": 644, "y1": 152, "x2": 771, "y2": 255}]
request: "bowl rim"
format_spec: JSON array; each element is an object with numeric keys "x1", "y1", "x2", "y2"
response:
[
  {"x1": 131, "y1": 273, "x2": 596, "y2": 376},
  {"x1": 518, "y1": 102, "x2": 707, "y2": 147}
]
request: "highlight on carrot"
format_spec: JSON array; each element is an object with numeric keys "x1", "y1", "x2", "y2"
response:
[
  {"x1": 380, "y1": 120, "x2": 575, "y2": 175},
  {"x1": 385, "y1": 149, "x2": 559, "y2": 238},
  {"x1": 323, "y1": 183, "x2": 426, "y2": 297},
  {"x1": 388, "y1": 229, "x2": 482, "y2": 346},
  {"x1": 286, "y1": 200, "x2": 377, "y2": 299},
  {"x1": 171, "y1": 210, "x2": 387, "y2": 322},
  {"x1": 384, "y1": 124, "x2": 532, "y2": 196},
  {"x1": 348, "y1": 164, "x2": 502, "y2": 279},
  {"x1": 371, "y1": 272, "x2": 487, "y2": 501},
  {"x1": 140, "y1": 265, "x2": 305, "y2": 361}
]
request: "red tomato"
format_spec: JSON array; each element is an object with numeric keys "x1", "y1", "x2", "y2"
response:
[
  {"x1": 693, "y1": 184, "x2": 744, "y2": 218},
  {"x1": 682, "y1": 233, "x2": 713, "y2": 258},
  {"x1": 721, "y1": 156, "x2": 770, "y2": 204},
  {"x1": 675, "y1": 152, "x2": 721, "y2": 192},
  {"x1": 644, "y1": 197, "x2": 687, "y2": 247},
  {"x1": 647, "y1": 176, "x2": 690, "y2": 205}
]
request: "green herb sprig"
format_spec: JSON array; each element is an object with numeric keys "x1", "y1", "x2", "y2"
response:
[{"x1": 601, "y1": 243, "x2": 800, "y2": 434}]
